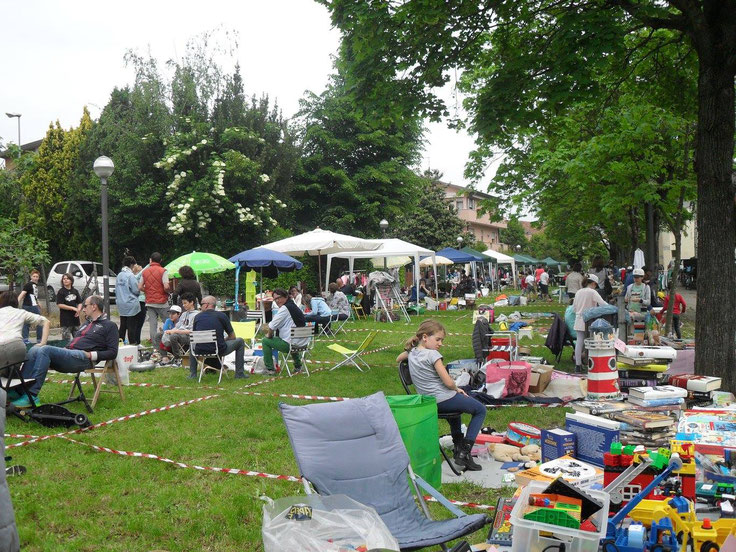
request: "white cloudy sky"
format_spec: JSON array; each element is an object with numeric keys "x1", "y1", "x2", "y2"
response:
[{"x1": 0, "y1": 0, "x2": 493, "y2": 190}]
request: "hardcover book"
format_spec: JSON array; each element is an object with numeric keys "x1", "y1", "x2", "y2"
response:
[
  {"x1": 669, "y1": 374, "x2": 722, "y2": 393},
  {"x1": 628, "y1": 385, "x2": 688, "y2": 400}
]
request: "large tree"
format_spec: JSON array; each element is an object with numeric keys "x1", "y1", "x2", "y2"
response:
[
  {"x1": 292, "y1": 73, "x2": 423, "y2": 236},
  {"x1": 319, "y1": 0, "x2": 736, "y2": 387}
]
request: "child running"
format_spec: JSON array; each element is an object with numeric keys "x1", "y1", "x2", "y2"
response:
[{"x1": 397, "y1": 319, "x2": 487, "y2": 471}]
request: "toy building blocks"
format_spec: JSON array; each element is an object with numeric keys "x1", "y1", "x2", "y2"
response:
[{"x1": 522, "y1": 493, "x2": 583, "y2": 529}]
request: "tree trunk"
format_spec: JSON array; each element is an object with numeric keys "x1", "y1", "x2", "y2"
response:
[{"x1": 693, "y1": 60, "x2": 736, "y2": 390}]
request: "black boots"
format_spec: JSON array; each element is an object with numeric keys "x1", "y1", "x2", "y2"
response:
[{"x1": 453, "y1": 438, "x2": 482, "y2": 471}]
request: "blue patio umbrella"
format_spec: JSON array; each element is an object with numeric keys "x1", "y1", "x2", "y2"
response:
[{"x1": 228, "y1": 247, "x2": 303, "y2": 310}]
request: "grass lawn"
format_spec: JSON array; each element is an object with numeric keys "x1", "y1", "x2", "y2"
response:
[{"x1": 6, "y1": 293, "x2": 689, "y2": 551}]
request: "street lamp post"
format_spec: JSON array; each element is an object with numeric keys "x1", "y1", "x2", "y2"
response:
[
  {"x1": 380, "y1": 219, "x2": 389, "y2": 269},
  {"x1": 5, "y1": 113, "x2": 21, "y2": 158},
  {"x1": 93, "y1": 156, "x2": 115, "y2": 318}
]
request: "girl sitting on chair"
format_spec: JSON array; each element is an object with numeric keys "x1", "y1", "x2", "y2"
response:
[{"x1": 396, "y1": 319, "x2": 486, "y2": 471}]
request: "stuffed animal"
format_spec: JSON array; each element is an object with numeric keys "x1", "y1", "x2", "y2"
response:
[
  {"x1": 488, "y1": 443, "x2": 531, "y2": 462},
  {"x1": 520, "y1": 444, "x2": 541, "y2": 462}
]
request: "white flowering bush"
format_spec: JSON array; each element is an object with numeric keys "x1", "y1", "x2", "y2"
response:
[{"x1": 154, "y1": 119, "x2": 286, "y2": 244}]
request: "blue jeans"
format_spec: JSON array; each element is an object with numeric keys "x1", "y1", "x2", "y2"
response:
[
  {"x1": 305, "y1": 313, "x2": 331, "y2": 331},
  {"x1": 21, "y1": 345, "x2": 91, "y2": 396},
  {"x1": 438, "y1": 392, "x2": 486, "y2": 442},
  {"x1": 22, "y1": 305, "x2": 43, "y2": 342}
]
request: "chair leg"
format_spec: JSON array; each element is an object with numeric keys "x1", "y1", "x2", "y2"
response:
[
  {"x1": 91, "y1": 370, "x2": 104, "y2": 409},
  {"x1": 113, "y1": 361, "x2": 125, "y2": 401},
  {"x1": 197, "y1": 358, "x2": 205, "y2": 382}
]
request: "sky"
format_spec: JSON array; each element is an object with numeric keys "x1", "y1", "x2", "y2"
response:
[{"x1": 0, "y1": 0, "x2": 488, "y2": 190}]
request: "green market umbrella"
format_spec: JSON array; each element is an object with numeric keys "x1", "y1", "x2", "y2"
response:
[{"x1": 165, "y1": 251, "x2": 235, "y2": 278}]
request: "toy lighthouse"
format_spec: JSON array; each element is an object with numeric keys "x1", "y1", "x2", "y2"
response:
[{"x1": 585, "y1": 318, "x2": 621, "y2": 401}]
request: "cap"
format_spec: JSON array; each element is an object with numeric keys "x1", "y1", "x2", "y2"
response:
[
  {"x1": 633, "y1": 268, "x2": 645, "y2": 277},
  {"x1": 168, "y1": 305, "x2": 182, "y2": 313},
  {"x1": 587, "y1": 274, "x2": 599, "y2": 285}
]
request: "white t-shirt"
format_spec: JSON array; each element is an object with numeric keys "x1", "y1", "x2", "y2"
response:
[
  {"x1": 0, "y1": 306, "x2": 47, "y2": 344},
  {"x1": 540, "y1": 272, "x2": 550, "y2": 285},
  {"x1": 525, "y1": 275, "x2": 535, "y2": 287},
  {"x1": 269, "y1": 306, "x2": 309, "y2": 346}
]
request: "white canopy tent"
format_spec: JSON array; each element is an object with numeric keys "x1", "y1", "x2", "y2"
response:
[
  {"x1": 326, "y1": 238, "x2": 438, "y2": 301},
  {"x1": 483, "y1": 249, "x2": 518, "y2": 288},
  {"x1": 261, "y1": 228, "x2": 381, "y2": 291}
]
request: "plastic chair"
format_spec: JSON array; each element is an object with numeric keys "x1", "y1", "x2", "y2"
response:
[
  {"x1": 278, "y1": 325, "x2": 315, "y2": 377},
  {"x1": 279, "y1": 391, "x2": 490, "y2": 551},
  {"x1": 189, "y1": 330, "x2": 227, "y2": 383},
  {"x1": 327, "y1": 331, "x2": 377, "y2": 372},
  {"x1": 231, "y1": 321, "x2": 257, "y2": 349},
  {"x1": 398, "y1": 360, "x2": 465, "y2": 476}
]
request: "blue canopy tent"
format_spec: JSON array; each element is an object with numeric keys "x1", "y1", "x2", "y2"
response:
[
  {"x1": 434, "y1": 247, "x2": 479, "y2": 292},
  {"x1": 228, "y1": 247, "x2": 303, "y2": 311}
]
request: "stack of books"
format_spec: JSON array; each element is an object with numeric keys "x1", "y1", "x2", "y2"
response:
[
  {"x1": 627, "y1": 385, "x2": 687, "y2": 407},
  {"x1": 668, "y1": 375, "x2": 722, "y2": 407},
  {"x1": 611, "y1": 410, "x2": 676, "y2": 448},
  {"x1": 617, "y1": 356, "x2": 669, "y2": 393}
]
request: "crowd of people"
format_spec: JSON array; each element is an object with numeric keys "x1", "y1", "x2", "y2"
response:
[{"x1": 0, "y1": 254, "x2": 375, "y2": 407}]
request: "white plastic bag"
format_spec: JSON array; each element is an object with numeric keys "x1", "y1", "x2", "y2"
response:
[{"x1": 262, "y1": 494, "x2": 399, "y2": 552}]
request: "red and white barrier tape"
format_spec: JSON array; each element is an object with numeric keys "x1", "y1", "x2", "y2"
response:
[
  {"x1": 423, "y1": 496, "x2": 496, "y2": 511},
  {"x1": 48, "y1": 435, "x2": 496, "y2": 511},
  {"x1": 234, "y1": 391, "x2": 348, "y2": 402},
  {"x1": 341, "y1": 328, "x2": 472, "y2": 337},
  {"x1": 4, "y1": 433, "x2": 39, "y2": 439},
  {"x1": 6, "y1": 394, "x2": 219, "y2": 449},
  {"x1": 58, "y1": 436, "x2": 303, "y2": 481}
]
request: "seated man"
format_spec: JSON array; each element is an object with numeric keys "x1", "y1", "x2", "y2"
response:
[
  {"x1": 189, "y1": 295, "x2": 247, "y2": 380},
  {"x1": 262, "y1": 288, "x2": 308, "y2": 374},
  {"x1": 14, "y1": 295, "x2": 118, "y2": 407},
  {"x1": 162, "y1": 292, "x2": 199, "y2": 359}
]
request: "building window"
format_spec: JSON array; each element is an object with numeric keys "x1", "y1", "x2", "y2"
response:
[
  {"x1": 455, "y1": 198, "x2": 464, "y2": 211},
  {"x1": 467, "y1": 197, "x2": 475, "y2": 209}
]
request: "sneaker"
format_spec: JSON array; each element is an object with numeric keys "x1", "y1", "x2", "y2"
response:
[
  {"x1": 186, "y1": 373, "x2": 198, "y2": 380},
  {"x1": 11, "y1": 394, "x2": 38, "y2": 409},
  {"x1": 6, "y1": 388, "x2": 21, "y2": 401},
  {"x1": 292, "y1": 366, "x2": 303, "y2": 374},
  {"x1": 234, "y1": 372, "x2": 249, "y2": 379}
]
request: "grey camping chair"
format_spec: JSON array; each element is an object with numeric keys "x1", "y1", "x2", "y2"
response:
[{"x1": 280, "y1": 391, "x2": 489, "y2": 551}]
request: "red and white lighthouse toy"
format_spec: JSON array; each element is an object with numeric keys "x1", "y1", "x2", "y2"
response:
[{"x1": 585, "y1": 319, "x2": 621, "y2": 400}]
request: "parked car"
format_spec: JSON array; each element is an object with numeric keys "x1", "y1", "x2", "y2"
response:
[{"x1": 47, "y1": 261, "x2": 116, "y2": 302}]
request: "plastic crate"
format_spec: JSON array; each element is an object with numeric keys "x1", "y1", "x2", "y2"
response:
[{"x1": 510, "y1": 481, "x2": 609, "y2": 552}]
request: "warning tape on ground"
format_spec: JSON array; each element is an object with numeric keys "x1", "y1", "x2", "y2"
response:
[
  {"x1": 5, "y1": 394, "x2": 219, "y2": 449},
  {"x1": 423, "y1": 496, "x2": 496, "y2": 511},
  {"x1": 51, "y1": 435, "x2": 496, "y2": 511},
  {"x1": 4, "y1": 433, "x2": 39, "y2": 439},
  {"x1": 234, "y1": 391, "x2": 348, "y2": 401},
  {"x1": 341, "y1": 328, "x2": 473, "y2": 337}
]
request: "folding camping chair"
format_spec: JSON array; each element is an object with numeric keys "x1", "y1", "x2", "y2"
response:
[
  {"x1": 398, "y1": 360, "x2": 465, "y2": 477},
  {"x1": 67, "y1": 358, "x2": 125, "y2": 411},
  {"x1": 331, "y1": 313, "x2": 350, "y2": 335},
  {"x1": 280, "y1": 391, "x2": 490, "y2": 551},
  {"x1": 231, "y1": 321, "x2": 257, "y2": 349},
  {"x1": 190, "y1": 330, "x2": 228, "y2": 383},
  {"x1": 242, "y1": 310, "x2": 264, "y2": 336},
  {"x1": 278, "y1": 325, "x2": 315, "y2": 377},
  {"x1": 350, "y1": 291, "x2": 366, "y2": 320},
  {"x1": 327, "y1": 331, "x2": 377, "y2": 372},
  {"x1": 316, "y1": 312, "x2": 340, "y2": 338}
]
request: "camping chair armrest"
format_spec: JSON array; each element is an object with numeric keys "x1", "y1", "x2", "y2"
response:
[{"x1": 409, "y1": 466, "x2": 466, "y2": 518}]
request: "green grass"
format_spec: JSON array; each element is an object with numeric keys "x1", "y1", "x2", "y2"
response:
[{"x1": 6, "y1": 294, "x2": 689, "y2": 550}]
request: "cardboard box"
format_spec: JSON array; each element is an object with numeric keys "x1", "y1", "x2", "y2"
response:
[{"x1": 528, "y1": 364, "x2": 553, "y2": 393}]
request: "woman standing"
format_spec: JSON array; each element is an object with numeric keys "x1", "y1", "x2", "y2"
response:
[
  {"x1": 56, "y1": 273, "x2": 82, "y2": 340},
  {"x1": 116, "y1": 256, "x2": 141, "y2": 344},
  {"x1": 565, "y1": 262, "x2": 584, "y2": 299},
  {"x1": 171, "y1": 265, "x2": 202, "y2": 308},
  {"x1": 132, "y1": 263, "x2": 147, "y2": 345},
  {"x1": 572, "y1": 274, "x2": 607, "y2": 373}
]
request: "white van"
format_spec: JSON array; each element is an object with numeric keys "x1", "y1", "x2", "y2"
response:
[{"x1": 47, "y1": 261, "x2": 116, "y2": 302}]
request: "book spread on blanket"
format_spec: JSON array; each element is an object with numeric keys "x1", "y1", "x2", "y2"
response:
[
  {"x1": 611, "y1": 410, "x2": 675, "y2": 429},
  {"x1": 669, "y1": 374, "x2": 722, "y2": 393},
  {"x1": 628, "y1": 385, "x2": 688, "y2": 400},
  {"x1": 627, "y1": 396, "x2": 685, "y2": 407},
  {"x1": 571, "y1": 401, "x2": 628, "y2": 416}
]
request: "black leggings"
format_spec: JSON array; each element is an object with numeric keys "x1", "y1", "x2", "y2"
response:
[{"x1": 119, "y1": 315, "x2": 141, "y2": 345}]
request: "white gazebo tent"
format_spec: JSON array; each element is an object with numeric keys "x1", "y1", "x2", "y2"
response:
[
  {"x1": 483, "y1": 249, "x2": 518, "y2": 288},
  {"x1": 261, "y1": 228, "x2": 381, "y2": 291},
  {"x1": 326, "y1": 238, "x2": 438, "y2": 302}
]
